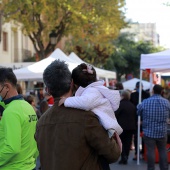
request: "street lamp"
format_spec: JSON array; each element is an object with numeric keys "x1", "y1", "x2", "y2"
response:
[{"x1": 49, "y1": 30, "x2": 57, "y2": 51}]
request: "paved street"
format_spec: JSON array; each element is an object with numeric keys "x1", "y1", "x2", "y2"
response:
[
  {"x1": 35, "y1": 148, "x2": 168, "y2": 170},
  {"x1": 110, "y1": 150, "x2": 163, "y2": 170}
]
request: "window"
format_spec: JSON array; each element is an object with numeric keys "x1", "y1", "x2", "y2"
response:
[{"x1": 3, "y1": 32, "x2": 8, "y2": 51}]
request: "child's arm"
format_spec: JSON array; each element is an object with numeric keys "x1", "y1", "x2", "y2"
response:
[
  {"x1": 110, "y1": 90, "x2": 121, "y2": 111},
  {"x1": 96, "y1": 86, "x2": 120, "y2": 112},
  {"x1": 64, "y1": 88, "x2": 102, "y2": 111},
  {"x1": 100, "y1": 89, "x2": 120, "y2": 111}
]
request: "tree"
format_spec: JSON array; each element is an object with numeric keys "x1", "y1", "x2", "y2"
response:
[
  {"x1": 163, "y1": 1, "x2": 170, "y2": 6},
  {"x1": 65, "y1": 40, "x2": 111, "y2": 68},
  {"x1": 104, "y1": 33, "x2": 164, "y2": 81},
  {"x1": 0, "y1": 0, "x2": 127, "y2": 60}
]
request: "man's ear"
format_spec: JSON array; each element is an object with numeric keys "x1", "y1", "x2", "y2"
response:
[{"x1": 4, "y1": 83, "x2": 11, "y2": 91}]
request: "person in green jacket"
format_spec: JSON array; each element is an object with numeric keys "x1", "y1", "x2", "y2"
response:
[{"x1": 0, "y1": 67, "x2": 38, "y2": 170}]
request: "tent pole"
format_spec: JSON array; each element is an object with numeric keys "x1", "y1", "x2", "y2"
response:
[
  {"x1": 149, "y1": 70, "x2": 153, "y2": 95},
  {"x1": 105, "y1": 78, "x2": 109, "y2": 87},
  {"x1": 137, "y1": 69, "x2": 143, "y2": 165}
]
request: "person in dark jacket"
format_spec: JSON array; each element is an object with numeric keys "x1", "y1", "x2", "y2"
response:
[
  {"x1": 35, "y1": 60, "x2": 121, "y2": 170},
  {"x1": 130, "y1": 81, "x2": 150, "y2": 160},
  {"x1": 115, "y1": 90, "x2": 136, "y2": 164}
]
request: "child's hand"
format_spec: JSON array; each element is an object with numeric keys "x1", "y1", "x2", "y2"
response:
[{"x1": 58, "y1": 97, "x2": 67, "y2": 106}]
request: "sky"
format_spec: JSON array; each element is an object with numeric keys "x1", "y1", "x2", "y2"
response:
[{"x1": 125, "y1": 0, "x2": 170, "y2": 48}]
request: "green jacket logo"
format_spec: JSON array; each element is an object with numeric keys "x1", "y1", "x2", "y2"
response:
[{"x1": 28, "y1": 115, "x2": 38, "y2": 122}]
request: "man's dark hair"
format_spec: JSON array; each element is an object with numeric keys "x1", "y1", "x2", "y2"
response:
[
  {"x1": 153, "y1": 84, "x2": 163, "y2": 94},
  {"x1": 43, "y1": 60, "x2": 72, "y2": 98},
  {"x1": 0, "y1": 68, "x2": 17, "y2": 86},
  {"x1": 72, "y1": 63, "x2": 96, "y2": 88}
]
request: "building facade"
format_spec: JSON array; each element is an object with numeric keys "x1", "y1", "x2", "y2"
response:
[
  {"x1": 0, "y1": 20, "x2": 35, "y2": 64},
  {"x1": 121, "y1": 22, "x2": 159, "y2": 46}
]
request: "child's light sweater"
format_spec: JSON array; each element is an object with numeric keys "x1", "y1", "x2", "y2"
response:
[{"x1": 64, "y1": 81, "x2": 123, "y2": 136}]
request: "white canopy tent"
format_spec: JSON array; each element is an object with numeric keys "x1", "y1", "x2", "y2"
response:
[
  {"x1": 140, "y1": 49, "x2": 170, "y2": 96},
  {"x1": 14, "y1": 49, "x2": 116, "y2": 85},
  {"x1": 140, "y1": 49, "x2": 170, "y2": 73},
  {"x1": 140, "y1": 49, "x2": 170, "y2": 89},
  {"x1": 13, "y1": 48, "x2": 79, "y2": 81},
  {"x1": 137, "y1": 49, "x2": 170, "y2": 164},
  {"x1": 69, "y1": 52, "x2": 84, "y2": 63},
  {"x1": 122, "y1": 78, "x2": 152, "y2": 91}
]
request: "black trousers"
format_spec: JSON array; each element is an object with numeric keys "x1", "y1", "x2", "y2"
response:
[{"x1": 120, "y1": 130, "x2": 134, "y2": 161}]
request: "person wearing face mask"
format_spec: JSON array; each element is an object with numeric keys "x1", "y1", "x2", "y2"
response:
[{"x1": 0, "y1": 68, "x2": 38, "y2": 170}]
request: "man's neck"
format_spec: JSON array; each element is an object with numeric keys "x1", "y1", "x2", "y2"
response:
[
  {"x1": 5, "y1": 90, "x2": 18, "y2": 100},
  {"x1": 60, "y1": 89, "x2": 73, "y2": 99}
]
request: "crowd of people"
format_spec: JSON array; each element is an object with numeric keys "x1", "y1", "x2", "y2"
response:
[{"x1": 0, "y1": 60, "x2": 170, "y2": 170}]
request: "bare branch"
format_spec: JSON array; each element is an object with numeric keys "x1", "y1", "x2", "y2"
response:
[{"x1": 28, "y1": 34, "x2": 39, "y2": 53}]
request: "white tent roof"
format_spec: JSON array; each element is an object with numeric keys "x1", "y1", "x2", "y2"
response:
[
  {"x1": 122, "y1": 78, "x2": 152, "y2": 91},
  {"x1": 69, "y1": 52, "x2": 85, "y2": 63},
  {"x1": 14, "y1": 49, "x2": 116, "y2": 81},
  {"x1": 95, "y1": 67, "x2": 116, "y2": 79},
  {"x1": 140, "y1": 49, "x2": 170, "y2": 73},
  {"x1": 14, "y1": 49, "x2": 79, "y2": 81}
]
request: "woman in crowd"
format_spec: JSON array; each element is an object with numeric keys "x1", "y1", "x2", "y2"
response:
[{"x1": 115, "y1": 90, "x2": 136, "y2": 164}]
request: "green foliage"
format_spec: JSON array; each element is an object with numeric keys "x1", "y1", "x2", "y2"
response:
[
  {"x1": 104, "y1": 33, "x2": 165, "y2": 81},
  {"x1": 0, "y1": 0, "x2": 127, "y2": 60},
  {"x1": 65, "y1": 39, "x2": 113, "y2": 68},
  {"x1": 163, "y1": 1, "x2": 170, "y2": 6}
]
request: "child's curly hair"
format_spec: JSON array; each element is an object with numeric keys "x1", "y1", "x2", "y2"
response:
[{"x1": 72, "y1": 63, "x2": 97, "y2": 88}]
